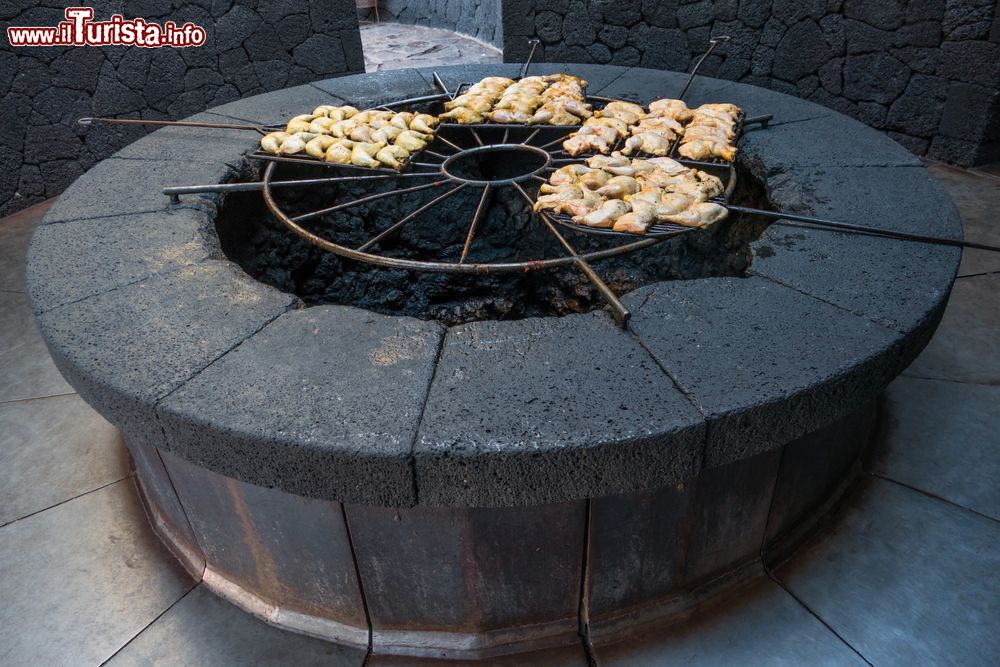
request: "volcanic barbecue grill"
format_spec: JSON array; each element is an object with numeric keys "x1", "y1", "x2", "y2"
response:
[
  {"x1": 81, "y1": 39, "x2": 1000, "y2": 329},
  {"x1": 47, "y1": 56, "x2": 1000, "y2": 663}
]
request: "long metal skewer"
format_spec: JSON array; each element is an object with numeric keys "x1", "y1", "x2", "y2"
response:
[
  {"x1": 519, "y1": 39, "x2": 541, "y2": 79},
  {"x1": 291, "y1": 180, "x2": 448, "y2": 223},
  {"x1": 79, "y1": 116, "x2": 273, "y2": 134},
  {"x1": 513, "y1": 183, "x2": 630, "y2": 327},
  {"x1": 729, "y1": 205, "x2": 1000, "y2": 253},
  {"x1": 356, "y1": 184, "x2": 467, "y2": 251},
  {"x1": 162, "y1": 172, "x2": 440, "y2": 200},
  {"x1": 677, "y1": 36, "x2": 730, "y2": 100},
  {"x1": 460, "y1": 186, "x2": 492, "y2": 263}
]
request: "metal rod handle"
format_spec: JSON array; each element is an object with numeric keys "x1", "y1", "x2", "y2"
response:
[
  {"x1": 728, "y1": 205, "x2": 1000, "y2": 253},
  {"x1": 519, "y1": 39, "x2": 540, "y2": 80},
  {"x1": 513, "y1": 183, "x2": 630, "y2": 327},
  {"x1": 79, "y1": 116, "x2": 268, "y2": 134},
  {"x1": 677, "y1": 35, "x2": 730, "y2": 100}
]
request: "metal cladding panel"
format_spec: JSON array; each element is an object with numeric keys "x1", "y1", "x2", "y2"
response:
[
  {"x1": 345, "y1": 501, "x2": 586, "y2": 645},
  {"x1": 587, "y1": 448, "x2": 781, "y2": 629},
  {"x1": 765, "y1": 402, "x2": 878, "y2": 549},
  {"x1": 127, "y1": 438, "x2": 204, "y2": 575},
  {"x1": 161, "y1": 450, "x2": 367, "y2": 630}
]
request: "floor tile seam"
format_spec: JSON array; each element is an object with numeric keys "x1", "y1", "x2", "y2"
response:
[
  {"x1": 865, "y1": 472, "x2": 1000, "y2": 525},
  {"x1": 98, "y1": 582, "x2": 200, "y2": 666},
  {"x1": 0, "y1": 473, "x2": 134, "y2": 529},
  {"x1": 0, "y1": 391, "x2": 78, "y2": 406}
]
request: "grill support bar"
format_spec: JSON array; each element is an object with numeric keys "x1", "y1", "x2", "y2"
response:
[{"x1": 513, "y1": 182, "x2": 630, "y2": 327}]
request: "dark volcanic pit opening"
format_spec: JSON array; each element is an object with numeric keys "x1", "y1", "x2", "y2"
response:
[
  {"x1": 441, "y1": 144, "x2": 550, "y2": 185},
  {"x1": 215, "y1": 155, "x2": 771, "y2": 326}
]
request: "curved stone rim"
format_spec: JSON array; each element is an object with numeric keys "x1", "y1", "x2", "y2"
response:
[{"x1": 27, "y1": 64, "x2": 961, "y2": 507}]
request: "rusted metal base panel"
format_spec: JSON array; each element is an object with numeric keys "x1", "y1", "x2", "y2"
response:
[
  {"x1": 157, "y1": 450, "x2": 370, "y2": 647},
  {"x1": 126, "y1": 437, "x2": 205, "y2": 578},
  {"x1": 132, "y1": 402, "x2": 875, "y2": 660},
  {"x1": 345, "y1": 502, "x2": 587, "y2": 659},
  {"x1": 586, "y1": 401, "x2": 877, "y2": 644}
]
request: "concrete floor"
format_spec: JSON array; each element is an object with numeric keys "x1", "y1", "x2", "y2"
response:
[
  {"x1": 359, "y1": 22, "x2": 501, "y2": 72},
  {"x1": 0, "y1": 23, "x2": 998, "y2": 661}
]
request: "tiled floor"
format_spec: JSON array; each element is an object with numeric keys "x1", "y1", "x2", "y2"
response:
[
  {"x1": 0, "y1": 33, "x2": 998, "y2": 663},
  {"x1": 359, "y1": 22, "x2": 501, "y2": 73}
]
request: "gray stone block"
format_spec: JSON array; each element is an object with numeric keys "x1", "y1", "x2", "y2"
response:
[
  {"x1": 157, "y1": 306, "x2": 443, "y2": 507},
  {"x1": 414, "y1": 312, "x2": 706, "y2": 507},
  {"x1": 626, "y1": 277, "x2": 900, "y2": 467}
]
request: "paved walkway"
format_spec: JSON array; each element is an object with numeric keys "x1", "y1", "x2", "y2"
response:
[
  {"x1": 359, "y1": 22, "x2": 501, "y2": 72},
  {"x1": 0, "y1": 88, "x2": 998, "y2": 664}
]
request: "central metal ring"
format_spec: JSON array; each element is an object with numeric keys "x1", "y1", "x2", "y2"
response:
[{"x1": 439, "y1": 143, "x2": 552, "y2": 187}]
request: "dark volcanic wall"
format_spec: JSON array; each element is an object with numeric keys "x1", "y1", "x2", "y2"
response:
[
  {"x1": 0, "y1": 0, "x2": 364, "y2": 216},
  {"x1": 502, "y1": 0, "x2": 1000, "y2": 166},
  {"x1": 366, "y1": 0, "x2": 503, "y2": 48}
]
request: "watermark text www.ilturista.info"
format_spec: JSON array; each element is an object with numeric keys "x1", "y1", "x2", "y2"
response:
[{"x1": 7, "y1": 7, "x2": 206, "y2": 48}]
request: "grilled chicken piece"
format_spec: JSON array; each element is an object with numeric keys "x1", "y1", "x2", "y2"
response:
[
  {"x1": 550, "y1": 163, "x2": 592, "y2": 185},
  {"x1": 260, "y1": 131, "x2": 289, "y2": 154},
  {"x1": 597, "y1": 101, "x2": 646, "y2": 124},
  {"x1": 376, "y1": 144, "x2": 409, "y2": 170},
  {"x1": 654, "y1": 193, "x2": 695, "y2": 219},
  {"x1": 678, "y1": 139, "x2": 736, "y2": 162},
  {"x1": 579, "y1": 169, "x2": 612, "y2": 190},
  {"x1": 661, "y1": 201, "x2": 729, "y2": 228},
  {"x1": 350, "y1": 142, "x2": 383, "y2": 168},
  {"x1": 325, "y1": 141, "x2": 353, "y2": 164},
  {"x1": 309, "y1": 117, "x2": 336, "y2": 134},
  {"x1": 636, "y1": 114, "x2": 684, "y2": 133},
  {"x1": 372, "y1": 125, "x2": 405, "y2": 143},
  {"x1": 410, "y1": 113, "x2": 439, "y2": 134},
  {"x1": 489, "y1": 108, "x2": 534, "y2": 124},
  {"x1": 562, "y1": 124, "x2": 619, "y2": 156},
  {"x1": 439, "y1": 106, "x2": 485, "y2": 124},
  {"x1": 622, "y1": 131, "x2": 672, "y2": 156},
  {"x1": 646, "y1": 157, "x2": 689, "y2": 175},
  {"x1": 586, "y1": 116, "x2": 629, "y2": 136},
  {"x1": 648, "y1": 98, "x2": 693, "y2": 123},
  {"x1": 534, "y1": 186, "x2": 585, "y2": 212},
  {"x1": 286, "y1": 115, "x2": 316, "y2": 134},
  {"x1": 277, "y1": 132, "x2": 312, "y2": 155},
  {"x1": 596, "y1": 175, "x2": 641, "y2": 199},
  {"x1": 394, "y1": 130, "x2": 429, "y2": 152},
  {"x1": 574, "y1": 199, "x2": 631, "y2": 228},
  {"x1": 305, "y1": 135, "x2": 337, "y2": 158},
  {"x1": 612, "y1": 209, "x2": 656, "y2": 234}
]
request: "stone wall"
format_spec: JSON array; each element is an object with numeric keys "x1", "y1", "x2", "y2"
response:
[
  {"x1": 0, "y1": 0, "x2": 364, "y2": 216},
  {"x1": 502, "y1": 0, "x2": 1000, "y2": 166},
  {"x1": 367, "y1": 0, "x2": 503, "y2": 47}
]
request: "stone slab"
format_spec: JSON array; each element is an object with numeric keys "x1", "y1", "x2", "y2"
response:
[
  {"x1": 748, "y1": 164, "x2": 962, "y2": 367},
  {"x1": 595, "y1": 578, "x2": 866, "y2": 666},
  {"x1": 0, "y1": 480, "x2": 193, "y2": 666},
  {"x1": 157, "y1": 305, "x2": 442, "y2": 507},
  {"x1": 42, "y1": 157, "x2": 234, "y2": 224},
  {"x1": 0, "y1": 199, "x2": 51, "y2": 293},
  {"x1": 27, "y1": 208, "x2": 217, "y2": 314},
  {"x1": 0, "y1": 393, "x2": 127, "y2": 526},
  {"x1": 775, "y1": 479, "x2": 1000, "y2": 666},
  {"x1": 413, "y1": 312, "x2": 706, "y2": 507},
  {"x1": 871, "y1": 376, "x2": 1000, "y2": 520},
  {"x1": 0, "y1": 291, "x2": 73, "y2": 403},
  {"x1": 35, "y1": 260, "x2": 296, "y2": 447},
  {"x1": 925, "y1": 161, "x2": 1000, "y2": 277},
  {"x1": 199, "y1": 84, "x2": 349, "y2": 127},
  {"x1": 902, "y1": 273, "x2": 1000, "y2": 383},
  {"x1": 312, "y1": 68, "x2": 434, "y2": 108},
  {"x1": 106, "y1": 584, "x2": 365, "y2": 667},
  {"x1": 626, "y1": 276, "x2": 900, "y2": 468}
]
